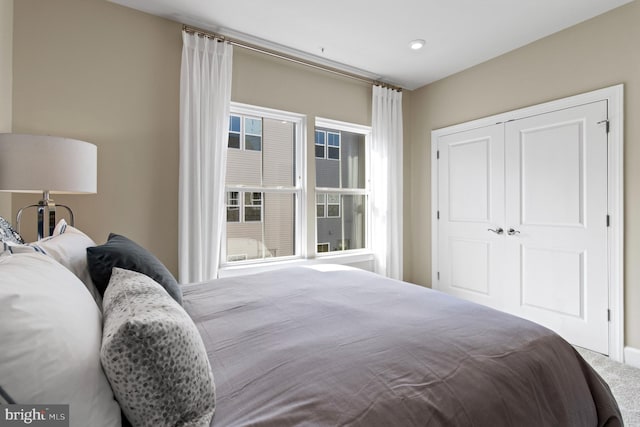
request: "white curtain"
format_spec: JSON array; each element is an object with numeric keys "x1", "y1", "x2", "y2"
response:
[
  {"x1": 371, "y1": 85, "x2": 403, "y2": 280},
  {"x1": 179, "y1": 31, "x2": 233, "y2": 283}
]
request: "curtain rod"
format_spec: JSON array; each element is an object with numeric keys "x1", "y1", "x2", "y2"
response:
[{"x1": 182, "y1": 25, "x2": 402, "y2": 92}]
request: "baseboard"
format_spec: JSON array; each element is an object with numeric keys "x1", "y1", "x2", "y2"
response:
[{"x1": 624, "y1": 346, "x2": 640, "y2": 368}]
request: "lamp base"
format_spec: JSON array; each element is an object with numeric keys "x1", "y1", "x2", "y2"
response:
[{"x1": 16, "y1": 191, "x2": 75, "y2": 240}]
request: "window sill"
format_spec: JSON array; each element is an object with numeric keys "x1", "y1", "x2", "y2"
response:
[{"x1": 218, "y1": 251, "x2": 375, "y2": 279}]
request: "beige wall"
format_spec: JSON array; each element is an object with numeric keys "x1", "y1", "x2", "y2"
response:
[
  {"x1": 405, "y1": 0, "x2": 640, "y2": 347},
  {"x1": 12, "y1": 0, "x2": 182, "y2": 270},
  {"x1": 11, "y1": 0, "x2": 373, "y2": 275},
  {"x1": 0, "y1": 0, "x2": 12, "y2": 220}
]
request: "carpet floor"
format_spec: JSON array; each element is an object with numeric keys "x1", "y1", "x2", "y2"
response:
[{"x1": 575, "y1": 346, "x2": 640, "y2": 426}]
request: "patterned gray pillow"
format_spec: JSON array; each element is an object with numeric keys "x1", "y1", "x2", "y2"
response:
[
  {"x1": 0, "y1": 216, "x2": 24, "y2": 245},
  {"x1": 101, "y1": 268, "x2": 215, "y2": 427}
]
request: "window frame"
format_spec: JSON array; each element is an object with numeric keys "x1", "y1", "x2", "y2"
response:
[
  {"x1": 314, "y1": 117, "x2": 371, "y2": 257},
  {"x1": 221, "y1": 102, "x2": 307, "y2": 268}
]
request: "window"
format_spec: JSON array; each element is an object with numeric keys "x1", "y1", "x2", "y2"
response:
[
  {"x1": 327, "y1": 132, "x2": 340, "y2": 160},
  {"x1": 226, "y1": 191, "x2": 262, "y2": 223},
  {"x1": 315, "y1": 130, "x2": 340, "y2": 160},
  {"x1": 226, "y1": 191, "x2": 240, "y2": 222},
  {"x1": 222, "y1": 104, "x2": 371, "y2": 268},
  {"x1": 316, "y1": 193, "x2": 326, "y2": 218},
  {"x1": 244, "y1": 192, "x2": 262, "y2": 222},
  {"x1": 326, "y1": 194, "x2": 341, "y2": 217},
  {"x1": 315, "y1": 130, "x2": 325, "y2": 158},
  {"x1": 224, "y1": 103, "x2": 304, "y2": 264},
  {"x1": 316, "y1": 118, "x2": 370, "y2": 254},
  {"x1": 228, "y1": 114, "x2": 262, "y2": 151}
]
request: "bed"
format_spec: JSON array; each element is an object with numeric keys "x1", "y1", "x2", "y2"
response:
[
  {"x1": 183, "y1": 265, "x2": 622, "y2": 426},
  {"x1": 0, "y1": 219, "x2": 623, "y2": 427}
]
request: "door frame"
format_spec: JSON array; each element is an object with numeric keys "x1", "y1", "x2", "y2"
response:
[{"x1": 431, "y1": 84, "x2": 624, "y2": 362}]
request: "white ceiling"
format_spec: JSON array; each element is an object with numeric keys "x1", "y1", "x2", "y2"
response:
[{"x1": 109, "y1": 0, "x2": 633, "y2": 90}]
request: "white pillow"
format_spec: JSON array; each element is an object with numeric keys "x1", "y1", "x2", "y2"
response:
[
  {"x1": 30, "y1": 219, "x2": 102, "y2": 307},
  {"x1": 0, "y1": 248, "x2": 121, "y2": 427}
]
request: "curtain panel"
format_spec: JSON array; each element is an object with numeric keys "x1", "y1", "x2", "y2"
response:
[
  {"x1": 179, "y1": 31, "x2": 233, "y2": 283},
  {"x1": 371, "y1": 85, "x2": 403, "y2": 280}
]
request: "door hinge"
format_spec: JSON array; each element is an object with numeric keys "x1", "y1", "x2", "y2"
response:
[
  {"x1": 437, "y1": 210, "x2": 440, "y2": 220},
  {"x1": 437, "y1": 272, "x2": 440, "y2": 280},
  {"x1": 598, "y1": 119, "x2": 610, "y2": 133},
  {"x1": 436, "y1": 150, "x2": 440, "y2": 160},
  {"x1": 606, "y1": 214, "x2": 610, "y2": 227},
  {"x1": 607, "y1": 309, "x2": 611, "y2": 322}
]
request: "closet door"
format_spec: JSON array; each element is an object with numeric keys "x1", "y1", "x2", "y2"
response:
[
  {"x1": 436, "y1": 124, "x2": 505, "y2": 310},
  {"x1": 503, "y1": 100, "x2": 609, "y2": 354}
]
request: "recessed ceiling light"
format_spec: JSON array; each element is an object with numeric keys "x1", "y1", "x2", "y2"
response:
[{"x1": 409, "y1": 39, "x2": 425, "y2": 50}]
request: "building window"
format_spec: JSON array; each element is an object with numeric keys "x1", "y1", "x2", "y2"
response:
[
  {"x1": 224, "y1": 103, "x2": 304, "y2": 264},
  {"x1": 317, "y1": 243, "x2": 330, "y2": 253},
  {"x1": 226, "y1": 191, "x2": 240, "y2": 222},
  {"x1": 315, "y1": 130, "x2": 340, "y2": 160},
  {"x1": 228, "y1": 114, "x2": 262, "y2": 151},
  {"x1": 226, "y1": 191, "x2": 262, "y2": 223},
  {"x1": 327, "y1": 132, "x2": 340, "y2": 160},
  {"x1": 326, "y1": 194, "x2": 341, "y2": 217},
  {"x1": 316, "y1": 193, "x2": 326, "y2": 218},
  {"x1": 244, "y1": 192, "x2": 262, "y2": 222},
  {"x1": 315, "y1": 130, "x2": 325, "y2": 158},
  {"x1": 315, "y1": 118, "x2": 370, "y2": 255}
]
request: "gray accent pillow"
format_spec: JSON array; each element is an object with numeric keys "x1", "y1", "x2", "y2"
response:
[
  {"x1": 87, "y1": 233, "x2": 182, "y2": 305},
  {"x1": 100, "y1": 268, "x2": 215, "y2": 427}
]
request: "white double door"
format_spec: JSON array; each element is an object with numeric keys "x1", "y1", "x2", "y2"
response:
[{"x1": 436, "y1": 101, "x2": 609, "y2": 354}]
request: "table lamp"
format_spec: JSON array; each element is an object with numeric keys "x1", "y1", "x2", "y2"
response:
[{"x1": 0, "y1": 133, "x2": 97, "y2": 240}]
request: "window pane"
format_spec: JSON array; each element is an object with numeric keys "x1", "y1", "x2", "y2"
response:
[
  {"x1": 227, "y1": 207, "x2": 239, "y2": 222},
  {"x1": 327, "y1": 204, "x2": 340, "y2": 217},
  {"x1": 315, "y1": 131, "x2": 325, "y2": 145},
  {"x1": 226, "y1": 192, "x2": 296, "y2": 262},
  {"x1": 315, "y1": 128, "x2": 365, "y2": 189},
  {"x1": 317, "y1": 204, "x2": 325, "y2": 218},
  {"x1": 316, "y1": 194, "x2": 366, "y2": 253},
  {"x1": 228, "y1": 133, "x2": 240, "y2": 149},
  {"x1": 327, "y1": 132, "x2": 340, "y2": 147},
  {"x1": 245, "y1": 135, "x2": 262, "y2": 151},
  {"x1": 245, "y1": 206, "x2": 262, "y2": 222},
  {"x1": 229, "y1": 115, "x2": 241, "y2": 133},
  {"x1": 245, "y1": 117, "x2": 262, "y2": 135}
]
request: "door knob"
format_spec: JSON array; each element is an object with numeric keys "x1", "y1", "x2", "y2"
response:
[
  {"x1": 507, "y1": 228, "x2": 521, "y2": 235},
  {"x1": 487, "y1": 227, "x2": 504, "y2": 235}
]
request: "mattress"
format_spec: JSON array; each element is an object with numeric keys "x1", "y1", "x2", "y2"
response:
[{"x1": 183, "y1": 265, "x2": 622, "y2": 426}]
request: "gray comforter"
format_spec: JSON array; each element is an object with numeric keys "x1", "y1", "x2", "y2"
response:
[{"x1": 182, "y1": 265, "x2": 622, "y2": 426}]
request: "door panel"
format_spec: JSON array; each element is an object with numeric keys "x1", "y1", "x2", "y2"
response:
[
  {"x1": 437, "y1": 125, "x2": 504, "y2": 310},
  {"x1": 504, "y1": 100, "x2": 608, "y2": 354},
  {"x1": 520, "y1": 121, "x2": 583, "y2": 226}
]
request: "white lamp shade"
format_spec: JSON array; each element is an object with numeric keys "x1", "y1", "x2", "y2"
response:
[{"x1": 0, "y1": 134, "x2": 97, "y2": 194}]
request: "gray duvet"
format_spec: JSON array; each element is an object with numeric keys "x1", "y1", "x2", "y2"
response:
[{"x1": 182, "y1": 265, "x2": 622, "y2": 427}]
